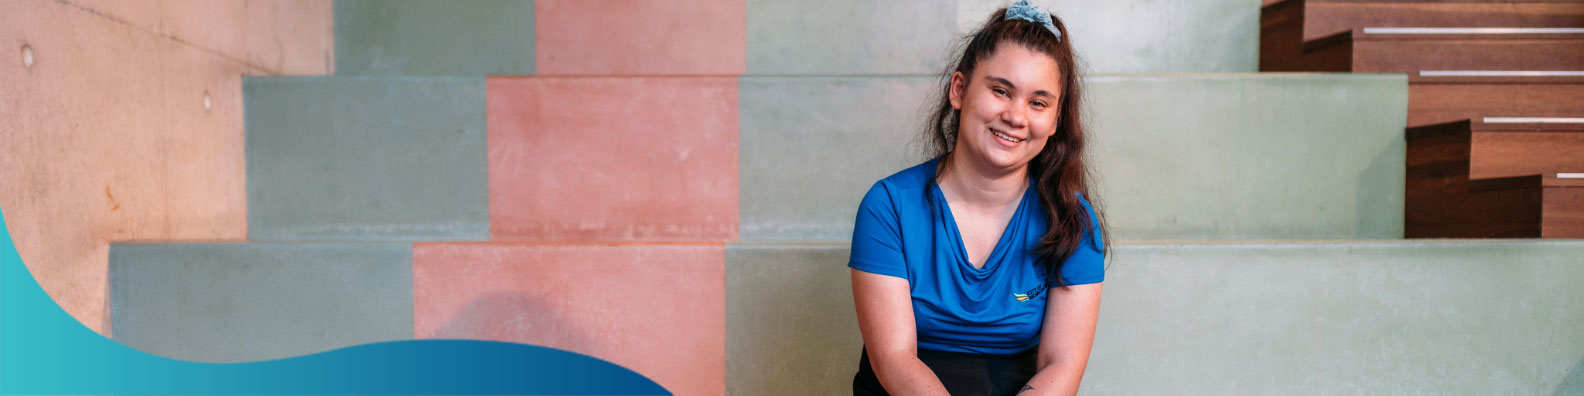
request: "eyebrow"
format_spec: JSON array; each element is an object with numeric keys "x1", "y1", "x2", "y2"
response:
[{"x1": 985, "y1": 76, "x2": 1055, "y2": 99}]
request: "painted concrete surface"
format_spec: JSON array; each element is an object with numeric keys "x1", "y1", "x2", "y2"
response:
[
  {"x1": 1088, "y1": 240, "x2": 1584, "y2": 395},
  {"x1": 956, "y1": 0, "x2": 1260, "y2": 74},
  {"x1": 488, "y1": 77, "x2": 738, "y2": 241},
  {"x1": 1084, "y1": 74, "x2": 1407, "y2": 240},
  {"x1": 245, "y1": 77, "x2": 489, "y2": 241},
  {"x1": 747, "y1": 0, "x2": 956, "y2": 75},
  {"x1": 0, "y1": 0, "x2": 331, "y2": 334},
  {"x1": 737, "y1": 76, "x2": 937, "y2": 241},
  {"x1": 62, "y1": 0, "x2": 333, "y2": 74},
  {"x1": 334, "y1": 0, "x2": 534, "y2": 75},
  {"x1": 739, "y1": 74, "x2": 1408, "y2": 242},
  {"x1": 108, "y1": 242, "x2": 414, "y2": 363},
  {"x1": 726, "y1": 243, "x2": 861, "y2": 396},
  {"x1": 537, "y1": 0, "x2": 744, "y2": 75},
  {"x1": 725, "y1": 241, "x2": 1584, "y2": 395},
  {"x1": 414, "y1": 243, "x2": 726, "y2": 396}
]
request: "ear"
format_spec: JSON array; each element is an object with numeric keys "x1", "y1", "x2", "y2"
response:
[{"x1": 948, "y1": 71, "x2": 966, "y2": 111}]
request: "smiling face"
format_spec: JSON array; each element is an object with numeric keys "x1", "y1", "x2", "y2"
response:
[{"x1": 947, "y1": 43, "x2": 1063, "y2": 175}]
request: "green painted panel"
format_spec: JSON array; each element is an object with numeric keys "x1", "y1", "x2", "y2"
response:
[
  {"x1": 334, "y1": 0, "x2": 535, "y2": 75},
  {"x1": 747, "y1": 0, "x2": 956, "y2": 75},
  {"x1": 956, "y1": 0, "x2": 1261, "y2": 73},
  {"x1": 245, "y1": 77, "x2": 489, "y2": 241},
  {"x1": 109, "y1": 242, "x2": 414, "y2": 363}
]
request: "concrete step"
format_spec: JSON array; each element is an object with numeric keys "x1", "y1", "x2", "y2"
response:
[
  {"x1": 725, "y1": 240, "x2": 1584, "y2": 395},
  {"x1": 753, "y1": 0, "x2": 1260, "y2": 75},
  {"x1": 740, "y1": 74, "x2": 1409, "y2": 241},
  {"x1": 336, "y1": 0, "x2": 1261, "y2": 76},
  {"x1": 337, "y1": 0, "x2": 743, "y2": 76},
  {"x1": 1408, "y1": 72, "x2": 1584, "y2": 127},
  {"x1": 109, "y1": 240, "x2": 725, "y2": 395},
  {"x1": 959, "y1": 0, "x2": 1261, "y2": 74},
  {"x1": 414, "y1": 242, "x2": 725, "y2": 396},
  {"x1": 108, "y1": 242, "x2": 414, "y2": 363},
  {"x1": 485, "y1": 76, "x2": 739, "y2": 242},
  {"x1": 334, "y1": 0, "x2": 536, "y2": 75},
  {"x1": 243, "y1": 76, "x2": 489, "y2": 241}
]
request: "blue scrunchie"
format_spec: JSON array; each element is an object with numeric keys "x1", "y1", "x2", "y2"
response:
[{"x1": 1004, "y1": 0, "x2": 1061, "y2": 41}]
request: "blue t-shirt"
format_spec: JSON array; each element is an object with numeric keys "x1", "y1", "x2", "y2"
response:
[{"x1": 848, "y1": 158, "x2": 1104, "y2": 355}]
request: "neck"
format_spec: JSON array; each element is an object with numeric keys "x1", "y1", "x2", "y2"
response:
[{"x1": 937, "y1": 153, "x2": 1029, "y2": 210}]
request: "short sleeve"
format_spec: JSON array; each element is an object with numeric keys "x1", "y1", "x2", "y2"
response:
[
  {"x1": 848, "y1": 181, "x2": 908, "y2": 279},
  {"x1": 1052, "y1": 193, "x2": 1105, "y2": 286}
]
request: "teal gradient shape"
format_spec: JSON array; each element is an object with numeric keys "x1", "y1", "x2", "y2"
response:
[{"x1": 0, "y1": 205, "x2": 669, "y2": 395}]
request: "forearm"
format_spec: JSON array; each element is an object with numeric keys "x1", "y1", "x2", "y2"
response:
[
  {"x1": 873, "y1": 354, "x2": 952, "y2": 396},
  {"x1": 1017, "y1": 361, "x2": 1086, "y2": 396}
]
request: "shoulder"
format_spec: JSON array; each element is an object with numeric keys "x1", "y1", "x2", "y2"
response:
[{"x1": 859, "y1": 158, "x2": 939, "y2": 210}]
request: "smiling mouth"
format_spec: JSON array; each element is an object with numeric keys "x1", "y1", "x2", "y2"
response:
[{"x1": 991, "y1": 129, "x2": 1025, "y2": 144}]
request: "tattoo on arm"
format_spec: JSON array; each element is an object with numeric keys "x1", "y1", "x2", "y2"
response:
[{"x1": 1018, "y1": 385, "x2": 1034, "y2": 394}]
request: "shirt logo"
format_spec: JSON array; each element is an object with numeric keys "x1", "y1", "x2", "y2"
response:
[{"x1": 1014, "y1": 284, "x2": 1046, "y2": 302}]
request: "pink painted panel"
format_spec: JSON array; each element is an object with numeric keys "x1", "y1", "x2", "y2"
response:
[
  {"x1": 487, "y1": 77, "x2": 739, "y2": 241},
  {"x1": 414, "y1": 243, "x2": 726, "y2": 396},
  {"x1": 535, "y1": 0, "x2": 745, "y2": 75}
]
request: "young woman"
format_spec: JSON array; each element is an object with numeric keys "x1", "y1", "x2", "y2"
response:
[{"x1": 848, "y1": 2, "x2": 1107, "y2": 395}]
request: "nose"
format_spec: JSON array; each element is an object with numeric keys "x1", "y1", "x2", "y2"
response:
[{"x1": 1001, "y1": 103, "x2": 1029, "y2": 130}]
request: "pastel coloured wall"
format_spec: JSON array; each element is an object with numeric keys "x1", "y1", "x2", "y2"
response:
[
  {"x1": 0, "y1": 0, "x2": 332, "y2": 335},
  {"x1": 9, "y1": 1, "x2": 1575, "y2": 396}
]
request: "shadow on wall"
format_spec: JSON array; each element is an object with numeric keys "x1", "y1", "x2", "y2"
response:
[
  {"x1": 1556, "y1": 354, "x2": 1584, "y2": 396},
  {"x1": 1356, "y1": 138, "x2": 1406, "y2": 238},
  {"x1": 429, "y1": 293, "x2": 596, "y2": 359}
]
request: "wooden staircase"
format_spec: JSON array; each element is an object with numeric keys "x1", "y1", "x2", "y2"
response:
[
  {"x1": 1406, "y1": 119, "x2": 1584, "y2": 237},
  {"x1": 1262, "y1": 0, "x2": 1584, "y2": 238}
]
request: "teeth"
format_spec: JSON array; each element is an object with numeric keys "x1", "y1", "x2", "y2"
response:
[{"x1": 992, "y1": 130, "x2": 1023, "y2": 143}]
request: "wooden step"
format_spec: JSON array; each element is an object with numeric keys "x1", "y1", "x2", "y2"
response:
[
  {"x1": 1301, "y1": 1, "x2": 1584, "y2": 42},
  {"x1": 1261, "y1": 0, "x2": 1325, "y2": 71},
  {"x1": 1468, "y1": 118, "x2": 1584, "y2": 179},
  {"x1": 1405, "y1": 119, "x2": 1584, "y2": 237},
  {"x1": 1408, "y1": 71, "x2": 1584, "y2": 126},
  {"x1": 1303, "y1": 28, "x2": 1584, "y2": 73}
]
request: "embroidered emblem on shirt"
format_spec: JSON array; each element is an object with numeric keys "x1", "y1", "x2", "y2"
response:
[{"x1": 1014, "y1": 284, "x2": 1046, "y2": 302}]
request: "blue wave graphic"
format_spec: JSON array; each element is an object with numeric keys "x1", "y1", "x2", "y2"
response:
[{"x1": 0, "y1": 206, "x2": 669, "y2": 395}]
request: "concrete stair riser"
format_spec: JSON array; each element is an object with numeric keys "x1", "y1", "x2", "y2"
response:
[
  {"x1": 244, "y1": 77, "x2": 489, "y2": 241},
  {"x1": 740, "y1": 74, "x2": 1409, "y2": 242},
  {"x1": 725, "y1": 241, "x2": 1584, "y2": 395}
]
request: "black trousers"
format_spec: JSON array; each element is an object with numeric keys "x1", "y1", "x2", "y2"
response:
[{"x1": 853, "y1": 346, "x2": 1038, "y2": 396}]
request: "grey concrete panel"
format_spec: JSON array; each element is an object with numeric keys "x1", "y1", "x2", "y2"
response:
[
  {"x1": 1089, "y1": 240, "x2": 1584, "y2": 395},
  {"x1": 334, "y1": 0, "x2": 535, "y2": 75},
  {"x1": 740, "y1": 74, "x2": 1408, "y2": 241},
  {"x1": 245, "y1": 77, "x2": 488, "y2": 241},
  {"x1": 109, "y1": 242, "x2": 414, "y2": 363},
  {"x1": 738, "y1": 76, "x2": 938, "y2": 241},
  {"x1": 724, "y1": 241, "x2": 1584, "y2": 395},
  {"x1": 747, "y1": 0, "x2": 957, "y2": 75},
  {"x1": 725, "y1": 243, "x2": 861, "y2": 396},
  {"x1": 1085, "y1": 74, "x2": 1408, "y2": 240},
  {"x1": 956, "y1": 0, "x2": 1261, "y2": 73}
]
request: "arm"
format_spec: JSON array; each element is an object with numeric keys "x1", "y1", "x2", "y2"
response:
[
  {"x1": 1020, "y1": 282, "x2": 1102, "y2": 395},
  {"x1": 851, "y1": 269, "x2": 951, "y2": 395}
]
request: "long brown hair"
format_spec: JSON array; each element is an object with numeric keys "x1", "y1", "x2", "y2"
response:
[{"x1": 921, "y1": 8, "x2": 1108, "y2": 287}]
